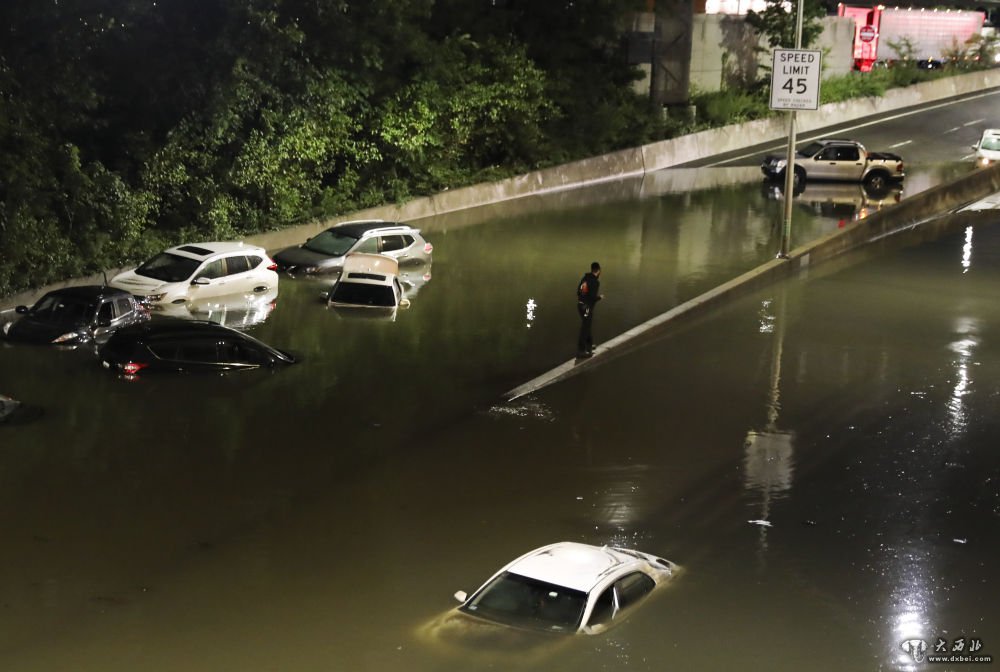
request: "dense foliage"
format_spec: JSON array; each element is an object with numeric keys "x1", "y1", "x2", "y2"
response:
[{"x1": 0, "y1": 0, "x2": 653, "y2": 296}]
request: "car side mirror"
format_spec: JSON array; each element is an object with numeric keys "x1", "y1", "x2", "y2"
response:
[
  {"x1": 972, "y1": 144, "x2": 979, "y2": 150},
  {"x1": 453, "y1": 590, "x2": 468, "y2": 604},
  {"x1": 15, "y1": 305, "x2": 29, "y2": 315},
  {"x1": 400, "y1": 298, "x2": 411, "y2": 309},
  {"x1": 192, "y1": 277, "x2": 211, "y2": 286}
]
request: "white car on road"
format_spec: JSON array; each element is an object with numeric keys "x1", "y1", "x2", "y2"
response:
[
  {"x1": 111, "y1": 242, "x2": 279, "y2": 309},
  {"x1": 972, "y1": 129, "x2": 1000, "y2": 168}
]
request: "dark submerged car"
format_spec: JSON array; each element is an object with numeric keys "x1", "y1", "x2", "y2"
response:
[
  {"x1": 98, "y1": 320, "x2": 297, "y2": 376},
  {"x1": 2, "y1": 286, "x2": 149, "y2": 345}
]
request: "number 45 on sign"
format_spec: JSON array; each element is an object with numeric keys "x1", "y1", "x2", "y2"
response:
[{"x1": 770, "y1": 48, "x2": 823, "y2": 111}]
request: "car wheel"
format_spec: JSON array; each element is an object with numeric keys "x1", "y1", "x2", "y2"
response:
[
  {"x1": 793, "y1": 166, "x2": 806, "y2": 185},
  {"x1": 864, "y1": 172, "x2": 889, "y2": 192}
]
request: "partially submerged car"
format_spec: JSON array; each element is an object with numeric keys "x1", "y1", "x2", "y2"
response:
[
  {"x1": 98, "y1": 319, "x2": 296, "y2": 376},
  {"x1": 761, "y1": 138, "x2": 905, "y2": 191},
  {"x1": 110, "y1": 242, "x2": 278, "y2": 309},
  {"x1": 443, "y1": 542, "x2": 677, "y2": 637},
  {"x1": 326, "y1": 254, "x2": 410, "y2": 314},
  {"x1": 2, "y1": 285, "x2": 149, "y2": 345},
  {"x1": 971, "y1": 128, "x2": 1000, "y2": 168},
  {"x1": 273, "y1": 220, "x2": 433, "y2": 275}
]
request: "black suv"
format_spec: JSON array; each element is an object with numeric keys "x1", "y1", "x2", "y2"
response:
[
  {"x1": 98, "y1": 320, "x2": 297, "y2": 376},
  {"x1": 2, "y1": 286, "x2": 149, "y2": 345}
]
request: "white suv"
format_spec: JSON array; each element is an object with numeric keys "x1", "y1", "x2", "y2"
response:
[
  {"x1": 273, "y1": 220, "x2": 433, "y2": 275},
  {"x1": 111, "y1": 242, "x2": 279, "y2": 307}
]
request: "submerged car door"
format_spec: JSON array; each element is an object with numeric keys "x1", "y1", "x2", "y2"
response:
[
  {"x1": 190, "y1": 258, "x2": 228, "y2": 298},
  {"x1": 220, "y1": 254, "x2": 256, "y2": 294},
  {"x1": 379, "y1": 234, "x2": 415, "y2": 263},
  {"x1": 93, "y1": 297, "x2": 136, "y2": 342}
]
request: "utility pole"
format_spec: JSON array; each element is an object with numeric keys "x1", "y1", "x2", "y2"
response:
[{"x1": 778, "y1": 0, "x2": 805, "y2": 259}]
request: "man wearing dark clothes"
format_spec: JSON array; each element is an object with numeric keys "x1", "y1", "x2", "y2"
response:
[{"x1": 576, "y1": 261, "x2": 603, "y2": 358}]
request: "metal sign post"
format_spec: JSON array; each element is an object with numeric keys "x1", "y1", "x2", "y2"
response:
[{"x1": 769, "y1": 0, "x2": 821, "y2": 258}]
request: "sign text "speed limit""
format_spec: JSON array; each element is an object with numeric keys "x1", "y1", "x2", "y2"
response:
[{"x1": 770, "y1": 48, "x2": 822, "y2": 111}]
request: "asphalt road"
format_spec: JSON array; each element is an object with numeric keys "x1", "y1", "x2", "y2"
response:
[{"x1": 681, "y1": 86, "x2": 1000, "y2": 168}]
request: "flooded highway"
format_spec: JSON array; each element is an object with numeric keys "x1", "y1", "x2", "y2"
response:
[{"x1": 1, "y1": 163, "x2": 997, "y2": 671}]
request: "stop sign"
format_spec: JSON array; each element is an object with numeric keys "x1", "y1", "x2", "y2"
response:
[{"x1": 859, "y1": 25, "x2": 876, "y2": 42}]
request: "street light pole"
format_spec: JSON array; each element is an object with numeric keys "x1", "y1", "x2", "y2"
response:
[{"x1": 778, "y1": 0, "x2": 806, "y2": 259}]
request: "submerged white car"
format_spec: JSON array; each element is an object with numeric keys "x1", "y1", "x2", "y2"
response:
[
  {"x1": 326, "y1": 253, "x2": 410, "y2": 312},
  {"x1": 111, "y1": 242, "x2": 278, "y2": 308},
  {"x1": 972, "y1": 129, "x2": 1000, "y2": 168},
  {"x1": 447, "y1": 542, "x2": 677, "y2": 636}
]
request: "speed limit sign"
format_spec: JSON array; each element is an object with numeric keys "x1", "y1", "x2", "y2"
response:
[{"x1": 770, "y1": 48, "x2": 823, "y2": 111}]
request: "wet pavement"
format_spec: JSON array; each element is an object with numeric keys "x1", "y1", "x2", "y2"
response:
[{"x1": 0, "y1": 163, "x2": 997, "y2": 671}]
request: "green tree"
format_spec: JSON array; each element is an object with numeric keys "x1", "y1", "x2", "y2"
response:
[{"x1": 746, "y1": 0, "x2": 826, "y2": 50}]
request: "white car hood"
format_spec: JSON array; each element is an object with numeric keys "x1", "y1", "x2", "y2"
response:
[
  {"x1": 110, "y1": 270, "x2": 169, "y2": 293},
  {"x1": 978, "y1": 148, "x2": 1000, "y2": 161}
]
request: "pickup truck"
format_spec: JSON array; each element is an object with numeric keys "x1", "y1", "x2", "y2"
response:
[{"x1": 760, "y1": 138, "x2": 905, "y2": 192}]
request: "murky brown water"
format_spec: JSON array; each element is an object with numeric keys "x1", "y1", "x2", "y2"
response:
[{"x1": 1, "y1": 165, "x2": 996, "y2": 671}]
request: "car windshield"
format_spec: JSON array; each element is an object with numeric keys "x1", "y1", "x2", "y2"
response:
[
  {"x1": 135, "y1": 252, "x2": 202, "y2": 282},
  {"x1": 329, "y1": 282, "x2": 396, "y2": 307},
  {"x1": 29, "y1": 294, "x2": 96, "y2": 325},
  {"x1": 796, "y1": 142, "x2": 825, "y2": 158},
  {"x1": 303, "y1": 229, "x2": 359, "y2": 256},
  {"x1": 461, "y1": 572, "x2": 587, "y2": 633},
  {"x1": 980, "y1": 136, "x2": 1000, "y2": 151}
]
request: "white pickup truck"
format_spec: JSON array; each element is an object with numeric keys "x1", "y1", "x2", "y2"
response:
[{"x1": 761, "y1": 138, "x2": 905, "y2": 192}]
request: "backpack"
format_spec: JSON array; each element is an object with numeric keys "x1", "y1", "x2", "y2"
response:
[{"x1": 577, "y1": 274, "x2": 589, "y2": 302}]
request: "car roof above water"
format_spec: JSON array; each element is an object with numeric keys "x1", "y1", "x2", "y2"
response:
[
  {"x1": 40, "y1": 285, "x2": 133, "y2": 302},
  {"x1": 163, "y1": 241, "x2": 266, "y2": 260},
  {"x1": 329, "y1": 219, "x2": 413, "y2": 238},
  {"x1": 503, "y1": 542, "x2": 647, "y2": 594}
]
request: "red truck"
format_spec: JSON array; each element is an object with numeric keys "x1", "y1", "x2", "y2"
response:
[{"x1": 838, "y1": 4, "x2": 986, "y2": 71}]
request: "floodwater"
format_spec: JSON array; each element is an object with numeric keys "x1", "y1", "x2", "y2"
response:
[{"x1": 0, "y1": 164, "x2": 996, "y2": 671}]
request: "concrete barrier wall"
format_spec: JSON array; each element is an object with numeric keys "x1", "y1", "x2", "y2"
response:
[
  {"x1": 505, "y1": 161, "x2": 1000, "y2": 400},
  {"x1": 249, "y1": 70, "x2": 1000, "y2": 254}
]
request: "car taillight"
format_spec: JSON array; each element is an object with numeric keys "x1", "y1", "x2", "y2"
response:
[
  {"x1": 423, "y1": 243, "x2": 433, "y2": 254},
  {"x1": 266, "y1": 258, "x2": 278, "y2": 271},
  {"x1": 122, "y1": 361, "x2": 148, "y2": 375},
  {"x1": 896, "y1": 162, "x2": 904, "y2": 173}
]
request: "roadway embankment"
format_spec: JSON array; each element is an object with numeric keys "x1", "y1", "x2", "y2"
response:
[
  {"x1": 250, "y1": 69, "x2": 1000, "y2": 252},
  {"x1": 505, "y1": 161, "x2": 1000, "y2": 401}
]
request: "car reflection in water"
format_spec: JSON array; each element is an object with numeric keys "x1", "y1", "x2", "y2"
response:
[
  {"x1": 762, "y1": 178, "x2": 903, "y2": 223},
  {"x1": 149, "y1": 287, "x2": 279, "y2": 330}
]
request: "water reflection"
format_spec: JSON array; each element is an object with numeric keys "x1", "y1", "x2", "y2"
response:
[{"x1": 152, "y1": 286, "x2": 280, "y2": 329}]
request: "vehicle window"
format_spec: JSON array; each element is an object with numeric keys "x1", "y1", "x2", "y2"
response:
[
  {"x1": 217, "y1": 339, "x2": 268, "y2": 365},
  {"x1": 303, "y1": 229, "x2": 358, "y2": 256},
  {"x1": 97, "y1": 302, "x2": 114, "y2": 323},
  {"x1": 29, "y1": 294, "x2": 95, "y2": 324},
  {"x1": 816, "y1": 147, "x2": 839, "y2": 161},
  {"x1": 330, "y1": 282, "x2": 396, "y2": 307},
  {"x1": 149, "y1": 338, "x2": 219, "y2": 362},
  {"x1": 981, "y1": 136, "x2": 1000, "y2": 151},
  {"x1": 135, "y1": 252, "x2": 201, "y2": 282},
  {"x1": 225, "y1": 255, "x2": 250, "y2": 276},
  {"x1": 797, "y1": 142, "x2": 824, "y2": 157},
  {"x1": 115, "y1": 298, "x2": 133, "y2": 318},
  {"x1": 355, "y1": 237, "x2": 379, "y2": 254},
  {"x1": 380, "y1": 235, "x2": 407, "y2": 252},
  {"x1": 588, "y1": 587, "x2": 616, "y2": 626},
  {"x1": 247, "y1": 255, "x2": 263, "y2": 268},
  {"x1": 615, "y1": 572, "x2": 655, "y2": 610},
  {"x1": 837, "y1": 146, "x2": 859, "y2": 161},
  {"x1": 195, "y1": 259, "x2": 225, "y2": 280},
  {"x1": 402, "y1": 235, "x2": 414, "y2": 247},
  {"x1": 464, "y1": 571, "x2": 587, "y2": 632}
]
